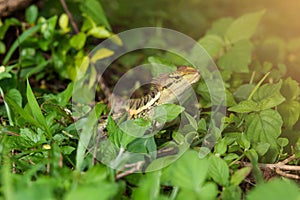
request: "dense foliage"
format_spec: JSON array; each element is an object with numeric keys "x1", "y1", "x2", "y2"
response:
[{"x1": 1, "y1": 0, "x2": 300, "y2": 199}]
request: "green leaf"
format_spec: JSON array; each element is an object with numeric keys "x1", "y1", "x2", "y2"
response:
[
  {"x1": 169, "y1": 150, "x2": 209, "y2": 190},
  {"x1": 225, "y1": 10, "x2": 265, "y2": 43},
  {"x1": 207, "y1": 17, "x2": 234, "y2": 37},
  {"x1": 230, "y1": 167, "x2": 252, "y2": 186},
  {"x1": 280, "y1": 77, "x2": 300, "y2": 100},
  {"x1": 218, "y1": 40, "x2": 253, "y2": 73},
  {"x1": 198, "y1": 34, "x2": 224, "y2": 58},
  {"x1": 234, "y1": 84, "x2": 255, "y2": 102},
  {"x1": 228, "y1": 99, "x2": 259, "y2": 113},
  {"x1": 80, "y1": 0, "x2": 111, "y2": 31},
  {"x1": 59, "y1": 13, "x2": 70, "y2": 32},
  {"x1": 214, "y1": 139, "x2": 227, "y2": 155},
  {"x1": 88, "y1": 26, "x2": 111, "y2": 38},
  {"x1": 208, "y1": 155, "x2": 229, "y2": 186},
  {"x1": 245, "y1": 109, "x2": 283, "y2": 162},
  {"x1": 230, "y1": 82, "x2": 285, "y2": 113},
  {"x1": 25, "y1": 5, "x2": 38, "y2": 24},
  {"x1": 39, "y1": 16, "x2": 57, "y2": 40},
  {"x1": 277, "y1": 138, "x2": 289, "y2": 147},
  {"x1": 56, "y1": 82, "x2": 74, "y2": 106},
  {"x1": 254, "y1": 142, "x2": 270, "y2": 156},
  {"x1": 221, "y1": 185, "x2": 242, "y2": 200},
  {"x1": 153, "y1": 104, "x2": 184, "y2": 124},
  {"x1": 278, "y1": 100, "x2": 300, "y2": 129},
  {"x1": 252, "y1": 81, "x2": 285, "y2": 110},
  {"x1": 70, "y1": 33, "x2": 87, "y2": 50},
  {"x1": 26, "y1": 80, "x2": 50, "y2": 135},
  {"x1": 177, "y1": 182, "x2": 218, "y2": 200},
  {"x1": 132, "y1": 172, "x2": 161, "y2": 200},
  {"x1": 246, "y1": 179, "x2": 300, "y2": 200},
  {"x1": 119, "y1": 118, "x2": 152, "y2": 138},
  {"x1": 6, "y1": 89, "x2": 22, "y2": 107}
]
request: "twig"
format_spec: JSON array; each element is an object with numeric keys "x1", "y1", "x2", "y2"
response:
[
  {"x1": 240, "y1": 161, "x2": 300, "y2": 171},
  {"x1": 59, "y1": 0, "x2": 79, "y2": 33},
  {"x1": 97, "y1": 74, "x2": 112, "y2": 106},
  {"x1": 116, "y1": 161, "x2": 144, "y2": 179},
  {"x1": 238, "y1": 156, "x2": 300, "y2": 180},
  {"x1": 275, "y1": 168, "x2": 300, "y2": 180},
  {"x1": 278, "y1": 154, "x2": 296, "y2": 165}
]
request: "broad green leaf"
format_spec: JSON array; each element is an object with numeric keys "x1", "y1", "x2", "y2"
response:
[
  {"x1": 254, "y1": 142, "x2": 270, "y2": 156},
  {"x1": 230, "y1": 167, "x2": 252, "y2": 186},
  {"x1": 61, "y1": 146, "x2": 76, "y2": 155},
  {"x1": 246, "y1": 179, "x2": 300, "y2": 200},
  {"x1": 230, "y1": 82, "x2": 285, "y2": 113},
  {"x1": 119, "y1": 118, "x2": 152, "y2": 138},
  {"x1": 226, "y1": 10, "x2": 265, "y2": 43},
  {"x1": 252, "y1": 81, "x2": 285, "y2": 110},
  {"x1": 39, "y1": 15, "x2": 57, "y2": 40},
  {"x1": 277, "y1": 137, "x2": 289, "y2": 147},
  {"x1": 26, "y1": 80, "x2": 50, "y2": 135},
  {"x1": 208, "y1": 155, "x2": 229, "y2": 186},
  {"x1": 132, "y1": 171, "x2": 161, "y2": 200},
  {"x1": 234, "y1": 84, "x2": 255, "y2": 102},
  {"x1": 80, "y1": 0, "x2": 111, "y2": 31},
  {"x1": 170, "y1": 150, "x2": 209, "y2": 190},
  {"x1": 280, "y1": 77, "x2": 300, "y2": 100},
  {"x1": 56, "y1": 82, "x2": 74, "y2": 106},
  {"x1": 207, "y1": 17, "x2": 234, "y2": 37},
  {"x1": 198, "y1": 34, "x2": 224, "y2": 58},
  {"x1": 228, "y1": 99, "x2": 259, "y2": 113},
  {"x1": 221, "y1": 185, "x2": 242, "y2": 200},
  {"x1": 153, "y1": 104, "x2": 184, "y2": 124},
  {"x1": 6, "y1": 89, "x2": 22, "y2": 107},
  {"x1": 65, "y1": 181, "x2": 118, "y2": 200},
  {"x1": 70, "y1": 33, "x2": 87, "y2": 50},
  {"x1": 218, "y1": 40, "x2": 253, "y2": 73},
  {"x1": 177, "y1": 182, "x2": 218, "y2": 200},
  {"x1": 214, "y1": 139, "x2": 227, "y2": 155},
  {"x1": 91, "y1": 48, "x2": 114, "y2": 63},
  {"x1": 245, "y1": 109, "x2": 283, "y2": 162},
  {"x1": 59, "y1": 13, "x2": 69, "y2": 32},
  {"x1": 278, "y1": 100, "x2": 300, "y2": 129},
  {"x1": 107, "y1": 116, "x2": 134, "y2": 149},
  {"x1": 25, "y1": 5, "x2": 38, "y2": 24},
  {"x1": 88, "y1": 26, "x2": 111, "y2": 38}
]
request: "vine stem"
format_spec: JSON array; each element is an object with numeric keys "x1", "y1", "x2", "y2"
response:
[{"x1": 247, "y1": 72, "x2": 270, "y2": 100}]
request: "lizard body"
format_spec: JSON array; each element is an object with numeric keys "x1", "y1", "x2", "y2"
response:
[{"x1": 99, "y1": 66, "x2": 200, "y2": 130}]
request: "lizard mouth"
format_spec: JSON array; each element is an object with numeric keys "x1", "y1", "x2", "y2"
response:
[{"x1": 177, "y1": 66, "x2": 201, "y2": 84}]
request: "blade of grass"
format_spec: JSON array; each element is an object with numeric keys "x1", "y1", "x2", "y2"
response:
[
  {"x1": 26, "y1": 79, "x2": 51, "y2": 136},
  {"x1": 0, "y1": 87, "x2": 14, "y2": 126}
]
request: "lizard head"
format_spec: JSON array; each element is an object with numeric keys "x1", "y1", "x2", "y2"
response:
[{"x1": 175, "y1": 66, "x2": 201, "y2": 84}]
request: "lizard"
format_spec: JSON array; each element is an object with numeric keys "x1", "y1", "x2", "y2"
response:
[{"x1": 98, "y1": 66, "x2": 201, "y2": 130}]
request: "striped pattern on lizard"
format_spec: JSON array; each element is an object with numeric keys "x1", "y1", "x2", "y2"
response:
[{"x1": 99, "y1": 66, "x2": 201, "y2": 130}]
